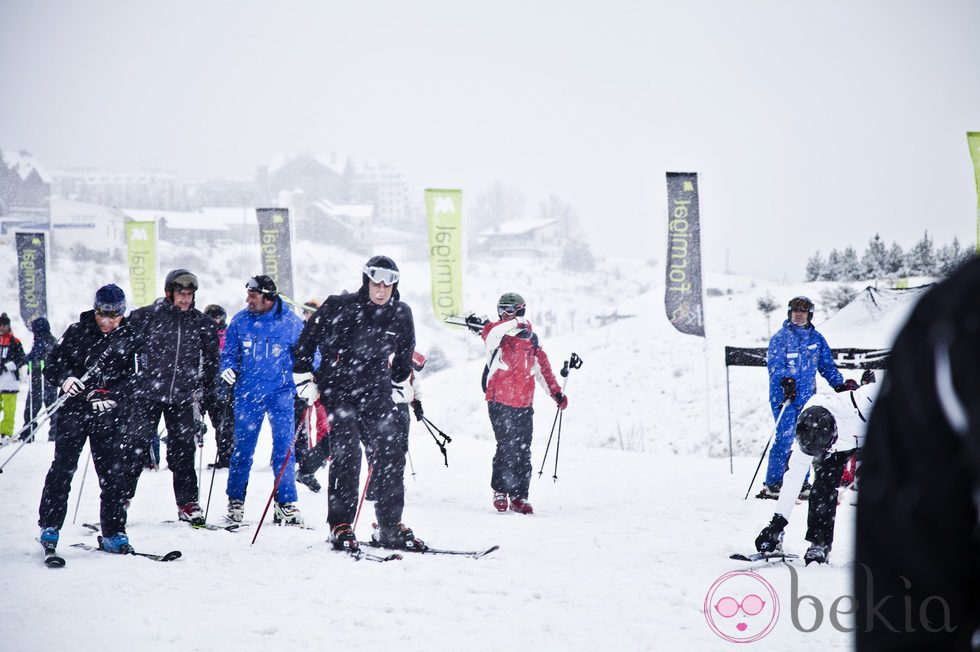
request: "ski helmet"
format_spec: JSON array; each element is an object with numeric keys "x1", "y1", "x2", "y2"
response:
[
  {"x1": 497, "y1": 292, "x2": 526, "y2": 318},
  {"x1": 165, "y1": 269, "x2": 199, "y2": 294},
  {"x1": 787, "y1": 295, "x2": 814, "y2": 323},
  {"x1": 204, "y1": 304, "x2": 227, "y2": 323},
  {"x1": 94, "y1": 284, "x2": 127, "y2": 315},
  {"x1": 795, "y1": 405, "x2": 838, "y2": 458},
  {"x1": 362, "y1": 255, "x2": 400, "y2": 289},
  {"x1": 246, "y1": 275, "x2": 278, "y2": 300}
]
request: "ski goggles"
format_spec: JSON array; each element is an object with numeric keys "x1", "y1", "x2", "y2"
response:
[
  {"x1": 95, "y1": 308, "x2": 123, "y2": 318},
  {"x1": 497, "y1": 303, "x2": 526, "y2": 318},
  {"x1": 714, "y1": 594, "x2": 766, "y2": 618},
  {"x1": 364, "y1": 265, "x2": 399, "y2": 286}
]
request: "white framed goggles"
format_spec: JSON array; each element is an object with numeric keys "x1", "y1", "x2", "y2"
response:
[
  {"x1": 497, "y1": 303, "x2": 525, "y2": 317},
  {"x1": 364, "y1": 265, "x2": 399, "y2": 286}
]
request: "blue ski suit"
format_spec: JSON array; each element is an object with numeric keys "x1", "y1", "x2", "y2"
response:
[
  {"x1": 221, "y1": 299, "x2": 304, "y2": 503},
  {"x1": 764, "y1": 318, "x2": 843, "y2": 487}
]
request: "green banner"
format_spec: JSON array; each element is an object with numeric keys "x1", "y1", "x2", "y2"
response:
[
  {"x1": 126, "y1": 221, "x2": 157, "y2": 309},
  {"x1": 424, "y1": 189, "x2": 463, "y2": 323},
  {"x1": 256, "y1": 208, "x2": 295, "y2": 300},
  {"x1": 969, "y1": 132, "x2": 980, "y2": 253}
]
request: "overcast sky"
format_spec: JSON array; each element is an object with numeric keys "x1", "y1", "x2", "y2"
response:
[{"x1": 2, "y1": 1, "x2": 978, "y2": 280}]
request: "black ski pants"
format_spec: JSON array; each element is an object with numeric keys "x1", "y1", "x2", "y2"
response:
[
  {"x1": 125, "y1": 398, "x2": 200, "y2": 507},
  {"x1": 204, "y1": 393, "x2": 235, "y2": 466},
  {"x1": 22, "y1": 371, "x2": 58, "y2": 441},
  {"x1": 488, "y1": 402, "x2": 534, "y2": 500},
  {"x1": 294, "y1": 398, "x2": 330, "y2": 476},
  {"x1": 38, "y1": 405, "x2": 129, "y2": 536},
  {"x1": 325, "y1": 400, "x2": 406, "y2": 531},
  {"x1": 805, "y1": 449, "x2": 855, "y2": 547}
]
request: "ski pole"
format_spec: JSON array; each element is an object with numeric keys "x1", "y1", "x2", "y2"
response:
[
  {"x1": 352, "y1": 462, "x2": 374, "y2": 533},
  {"x1": 250, "y1": 447, "x2": 294, "y2": 546},
  {"x1": 28, "y1": 363, "x2": 35, "y2": 443},
  {"x1": 203, "y1": 446, "x2": 220, "y2": 523},
  {"x1": 537, "y1": 353, "x2": 582, "y2": 478},
  {"x1": 407, "y1": 447, "x2": 416, "y2": 480},
  {"x1": 743, "y1": 400, "x2": 790, "y2": 500},
  {"x1": 71, "y1": 446, "x2": 93, "y2": 525},
  {"x1": 551, "y1": 410, "x2": 563, "y2": 482},
  {"x1": 418, "y1": 416, "x2": 451, "y2": 466}
]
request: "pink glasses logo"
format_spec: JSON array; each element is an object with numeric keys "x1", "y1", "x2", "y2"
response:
[{"x1": 704, "y1": 571, "x2": 780, "y2": 643}]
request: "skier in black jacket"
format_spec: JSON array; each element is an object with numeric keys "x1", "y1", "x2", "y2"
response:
[
  {"x1": 293, "y1": 256, "x2": 420, "y2": 552},
  {"x1": 855, "y1": 257, "x2": 980, "y2": 650},
  {"x1": 125, "y1": 269, "x2": 219, "y2": 527},
  {"x1": 38, "y1": 284, "x2": 138, "y2": 554},
  {"x1": 22, "y1": 317, "x2": 59, "y2": 442}
]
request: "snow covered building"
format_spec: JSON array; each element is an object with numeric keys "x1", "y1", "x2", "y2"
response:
[
  {"x1": 477, "y1": 219, "x2": 561, "y2": 257},
  {"x1": 49, "y1": 198, "x2": 127, "y2": 256},
  {"x1": 305, "y1": 199, "x2": 373, "y2": 254},
  {"x1": 0, "y1": 149, "x2": 51, "y2": 229},
  {"x1": 52, "y1": 168, "x2": 183, "y2": 209}
]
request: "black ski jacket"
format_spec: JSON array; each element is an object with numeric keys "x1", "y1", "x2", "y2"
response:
[
  {"x1": 293, "y1": 286, "x2": 415, "y2": 409},
  {"x1": 127, "y1": 300, "x2": 219, "y2": 405},
  {"x1": 44, "y1": 311, "x2": 138, "y2": 412}
]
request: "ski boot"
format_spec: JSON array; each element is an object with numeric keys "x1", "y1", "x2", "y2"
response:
[
  {"x1": 273, "y1": 501, "x2": 304, "y2": 526},
  {"x1": 100, "y1": 532, "x2": 132, "y2": 554},
  {"x1": 227, "y1": 499, "x2": 245, "y2": 523},
  {"x1": 755, "y1": 483, "x2": 781, "y2": 500},
  {"x1": 39, "y1": 527, "x2": 59, "y2": 552},
  {"x1": 493, "y1": 492, "x2": 508, "y2": 513},
  {"x1": 804, "y1": 544, "x2": 830, "y2": 565},
  {"x1": 329, "y1": 523, "x2": 359, "y2": 552},
  {"x1": 296, "y1": 472, "x2": 321, "y2": 493},
  {"x1": 373, "y1": 523, "x2": 427, "y2": 551},
  {"x1": 798, "y1": 481, "x2": 813, "y2": 501},
  {"x1": 509, "y1": 497, "x2": 534, "y2": 515},
  {"x1": 177, "y1": 501, "x2": 206, "y2": 527}
]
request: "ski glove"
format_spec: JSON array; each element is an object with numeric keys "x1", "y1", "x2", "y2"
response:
[
  {"x1": 755, "y1": 513, "x2": 788, "y2": 553},
  {"x1": 780, "y1": 377, "x2": 796, "y2": 403},
  {"x1": 293, "y1": 372, "x2": 318, "y2": 406},
  {"x1": 3, "y1": 361, "x2": 15, "y2": 372},
  {"x1": 62, "y1": 376, "x2": 86, "y2": 397},
  {"x1": 195, "y1": 420, "x2": 207, "y2": 446},
  {"x1": 87, "y1": 389, "x2": 117, "y2": 414},
  {"x1": 411, "y1": 399, "x2": 424, "y2": 421},
  {"x1": 553, "y1": 391, "x2": 568, "y2": 410},
  {"x1": 220, "y1": 368, "x2": 237, "y2": 386},
  {"x1": 834, "y1": 379, "x2": 859, "y2": 393},
  {"x1": 391, "y1": 378, "x2": 410, "y2": 404},
  {"x1": 464, "y1": 313, "x2": 489, "y2": 333}
]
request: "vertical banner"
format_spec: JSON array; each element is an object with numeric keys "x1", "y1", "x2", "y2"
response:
[
  {"x1": 664, "y1": 172, "x2": 705, "y2": 337},
  {"x1": 126, "y1": 221, "x2": 158, "y2": 309},
  {"x1": 256, "y1": 208, "x2": 294, "y2": 300},
  {"x1": 15, "y1": 232, "x2": 47, "y2": 326},
  {"x1": 424, "y1": 189, "x2": 463, "y2": 323},
  {"x1": 968, "y1": 132, "x2": 980, "y2": 254}
]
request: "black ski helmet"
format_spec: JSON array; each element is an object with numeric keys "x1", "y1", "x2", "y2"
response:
[
  {"x1": 204, "y1": 304, "x2": 227, "y2": 324},
  {"x1": 246, "y1": 275, "x2": 278, "y2": 300},
  {"x1": 362, "y1": 255, "x2": 400, "y2": 290},
  {"x1": 165, "y1": 269, "x2": 199, "y2": 294},
  {"x1": 497, "y1": 292, "x2": 526, "y2": 318},
  {"x1": 796, "y1": 405, "x2": 838, "y2": 458},
  {"x1": 787, "y1": 295, "x2": 814, "y2": 323}
]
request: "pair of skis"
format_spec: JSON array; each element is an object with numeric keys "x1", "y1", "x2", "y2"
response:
[{"x1": 335, "y1": 541, "x2": 500, "y2": 563}]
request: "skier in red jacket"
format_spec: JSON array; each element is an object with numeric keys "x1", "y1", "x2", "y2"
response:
[{"x1": 481, "y1": 292, "x2": 567, "y2": 514}]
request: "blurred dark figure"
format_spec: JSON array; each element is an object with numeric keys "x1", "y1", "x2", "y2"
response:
[
  {"x1": 855, "y1": 257, "x2": 980, "y2": 650},
  {"x1": 22, "y1": 317, "x2": 59, "y2": 442}
]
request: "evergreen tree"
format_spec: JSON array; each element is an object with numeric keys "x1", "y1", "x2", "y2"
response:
[
  {"x1": 757, "y1": 292, "x2": 778, "y2": 334},
  {"x1": 805, "y1": 251, "x2": 825, "y2": 282},
  {"x1": 823, "y1": 249, "x2": 842, "y2": 281},
  {"x1": 884, "y1": 242, "x2": 906, "y2": 277},
  {"x1": 905, "y1": 231, "x2": 935, "y2": 277},
  {"x1": 861, "y1": 233, "x2": 888, "y2": 279},
  {"x1": 840, "y1": 246, "x2": 860, "y2": 280}
]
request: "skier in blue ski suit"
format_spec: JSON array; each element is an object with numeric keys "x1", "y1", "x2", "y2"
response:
[
  {"x1": 220, "y1": 276, "x2": 304, "y2": 524},
  {"x1": 762, "y1": 296, "x2": 846, "y2": 494}
]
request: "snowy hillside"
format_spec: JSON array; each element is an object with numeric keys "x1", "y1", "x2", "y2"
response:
[{"x1": 0, "y1": 240, "x2": 928, "y2": 650}]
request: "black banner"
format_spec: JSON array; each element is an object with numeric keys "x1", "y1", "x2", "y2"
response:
[
  {"x1": 724, "y1": 346, "x2": 890, "y2": 370},
  {"x1": 15, "y1": 232, "x2": 47, "y2": 326},
  {"x1": 664, "y1": 172, "x2": 704, "y2": 336},
  {"x1": 256, "y1": 208, "x2": 294, "y2": 300}
]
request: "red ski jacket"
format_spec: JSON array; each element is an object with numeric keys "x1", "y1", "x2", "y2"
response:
[{"x1": 480, "y1": 318, "x2": 560, "y2": 408}]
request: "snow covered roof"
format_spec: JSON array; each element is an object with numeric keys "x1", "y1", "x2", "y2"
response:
[
  {"x1": 312, "y1": 199, "x2": 373, "y2": 221},
  {"x1": 122, "y1": 207, "x2": 251, "y2": 232},
  {"x1": 267, "y1": 152, "x2": 350, "y2": 177},
  {"x1": 479, "y1": 219, "x2": 558, "y2": 237},
  {"x1": 0, "y1": 148, "x2": 52, "y2": 183},
  {"x1": 50, "y1": 198, "x2": 125, "y2": 222}
]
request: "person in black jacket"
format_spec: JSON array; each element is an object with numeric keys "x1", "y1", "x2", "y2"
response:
[
  {"x1": 855, "y1": 258, "x2": 980, "y2": 650},
  {"x1": 124, "y1": 269, "x2": 219, "y2": 527},
  {"x1": 22, "y1": 317, "x2": 59, "y2": 442},
  {"x1": 38, "y1": 285, "x2": 138, "y2": 554},
  {"x1": 293, "y1": 256, "x2": 420, "y2": 552}
]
